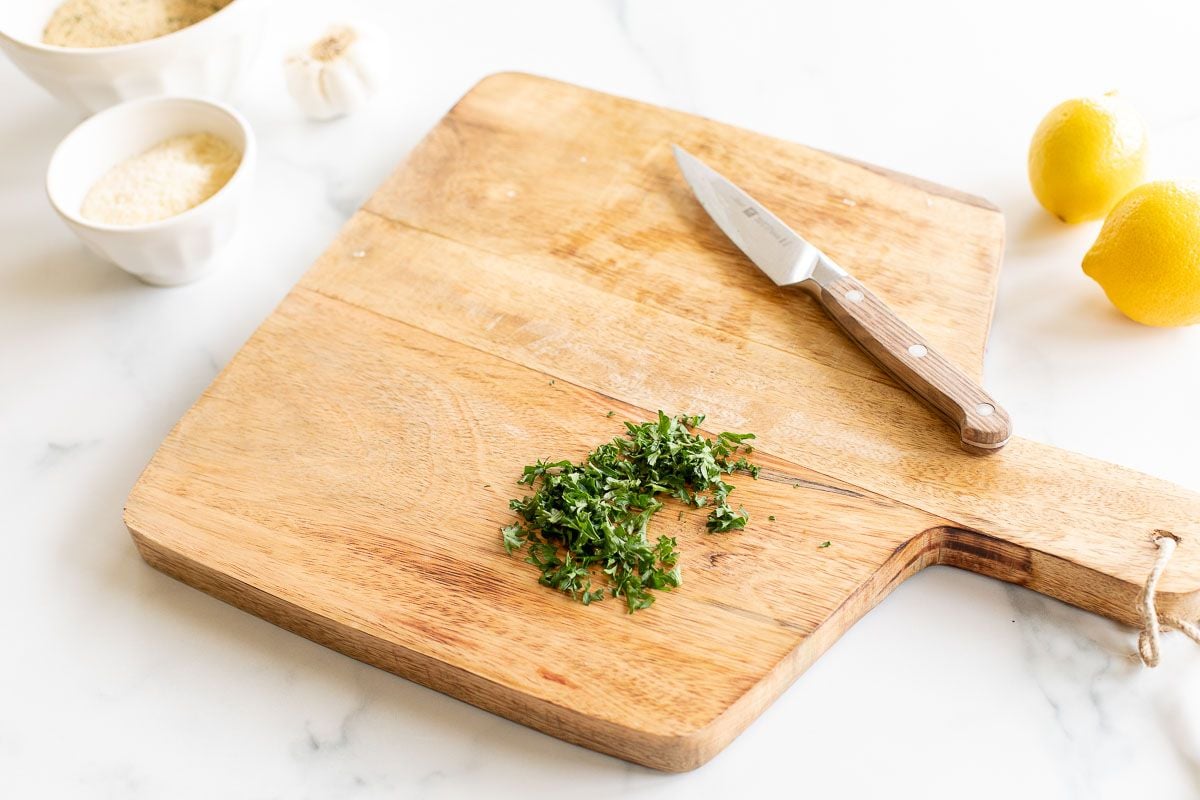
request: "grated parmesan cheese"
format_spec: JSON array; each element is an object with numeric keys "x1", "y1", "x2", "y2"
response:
[
  {"x1": 81, "y1": 132, "x2": 241, "y2": 226},
  {"x1": 42, "y1": 0, "x2": 233, "y2": 48}
]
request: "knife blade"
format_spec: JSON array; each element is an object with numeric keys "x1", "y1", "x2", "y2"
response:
[{"x1": 672, "y1": 145, "x2": 1011, "y2": 454}]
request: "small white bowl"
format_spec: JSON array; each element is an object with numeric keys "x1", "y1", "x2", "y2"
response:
[
  {"x1": 46, "y1": 95, "x2": 256, "y2": 286},
  {"x1": 0, "y1": 0, "x2": 267, "y2": 114}
]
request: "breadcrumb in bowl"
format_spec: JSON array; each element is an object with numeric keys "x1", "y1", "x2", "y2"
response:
[{"x1": 42, "y1": 0, "x2": 235, "y2": 48}]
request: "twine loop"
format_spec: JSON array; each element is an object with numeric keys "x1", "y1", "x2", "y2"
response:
[{"x1": 1137, "y1": 531, "x2": 1200, "y2": 667}]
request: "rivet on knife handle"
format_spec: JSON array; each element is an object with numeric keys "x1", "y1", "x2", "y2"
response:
[{"x1": 808, "y1": 274, "x2": 1012, "y2": 453}]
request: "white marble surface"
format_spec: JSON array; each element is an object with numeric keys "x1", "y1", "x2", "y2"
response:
[{"x1": 4, "y1": 1, "x2": 1200, "y2": 797}]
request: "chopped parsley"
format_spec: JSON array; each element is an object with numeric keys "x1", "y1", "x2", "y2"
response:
[
  {"x1": 819, "y1": 541, "x2": 831, "y2": 548},
  {"x1": 502, "y1": 412, "x2": 759, "y2": 612}
]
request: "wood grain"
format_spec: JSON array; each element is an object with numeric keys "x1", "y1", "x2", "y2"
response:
[{"x1": 125, "y1": 73, "x2": 1200, "y2": 772}]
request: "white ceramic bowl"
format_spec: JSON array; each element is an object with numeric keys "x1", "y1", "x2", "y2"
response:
[
  {"x1": 0, "y1": 0, "x2": 267, "y2": 114},
  {"x1": 46, "y1": 96, "x2": 256, "y2": 286}
]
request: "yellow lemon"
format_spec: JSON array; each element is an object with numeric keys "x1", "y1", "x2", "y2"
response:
[
  {"x1": 1028, "y1": 93, "x2": 1148, "y2": 223},
  {"x1": 1082, "y1": 181, "x2": 1200, "y2": 327}
]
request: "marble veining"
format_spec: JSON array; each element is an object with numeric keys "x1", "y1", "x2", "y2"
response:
[{"x1": 2, "y1": 1, "x2": 1200, "y2": 798}]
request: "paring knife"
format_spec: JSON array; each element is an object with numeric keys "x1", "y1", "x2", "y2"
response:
[{"x1": 673, "y1": 146, "x2": 1012, "y2": 454}]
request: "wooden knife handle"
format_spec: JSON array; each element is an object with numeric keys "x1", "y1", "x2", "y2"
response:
[{"x1": 811, "y1": 274, "x2": 1012, "y2": 454}]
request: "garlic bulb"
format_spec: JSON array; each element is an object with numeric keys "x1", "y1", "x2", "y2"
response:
[{"x1": 284, "y1": 22, "x2": 388, "y2": 121}]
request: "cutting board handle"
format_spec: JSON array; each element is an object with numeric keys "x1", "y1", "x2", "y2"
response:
[
  {"x1": 902, "y1": 430, "x2": 1200, "y2": 635},
  {"x1": 811, "y1": 274, "x2": 1012, "y2": 454}
]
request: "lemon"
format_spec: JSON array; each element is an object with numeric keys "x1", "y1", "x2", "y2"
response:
[
  {"x1": 1028, "y1": 93, "x2": 1148, "y2": 223},
  {"x1": 1082, "y1": 181, "x2": 1200, "y2": 327}
]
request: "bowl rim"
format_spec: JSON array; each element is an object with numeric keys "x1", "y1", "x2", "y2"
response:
[
  {"x1": 0, "y1": 0, "x2": 253, "y2": 55},
  {"x1": 46, "y1": 94, "x2": 256, "y2": 234}
]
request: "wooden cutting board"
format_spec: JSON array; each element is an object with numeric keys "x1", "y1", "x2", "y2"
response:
[{"x1": 125, "y1": 73, "x2": 1200, "y2": 772}]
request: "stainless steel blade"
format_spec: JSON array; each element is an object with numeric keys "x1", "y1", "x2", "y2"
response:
[{"x1": 672, "y1": 146, "x2": 845, "y2": 287}]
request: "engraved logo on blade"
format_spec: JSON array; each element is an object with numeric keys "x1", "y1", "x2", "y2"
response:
[{"x1": 742, "y1": 206, "x2": 789, "y2": 246}]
